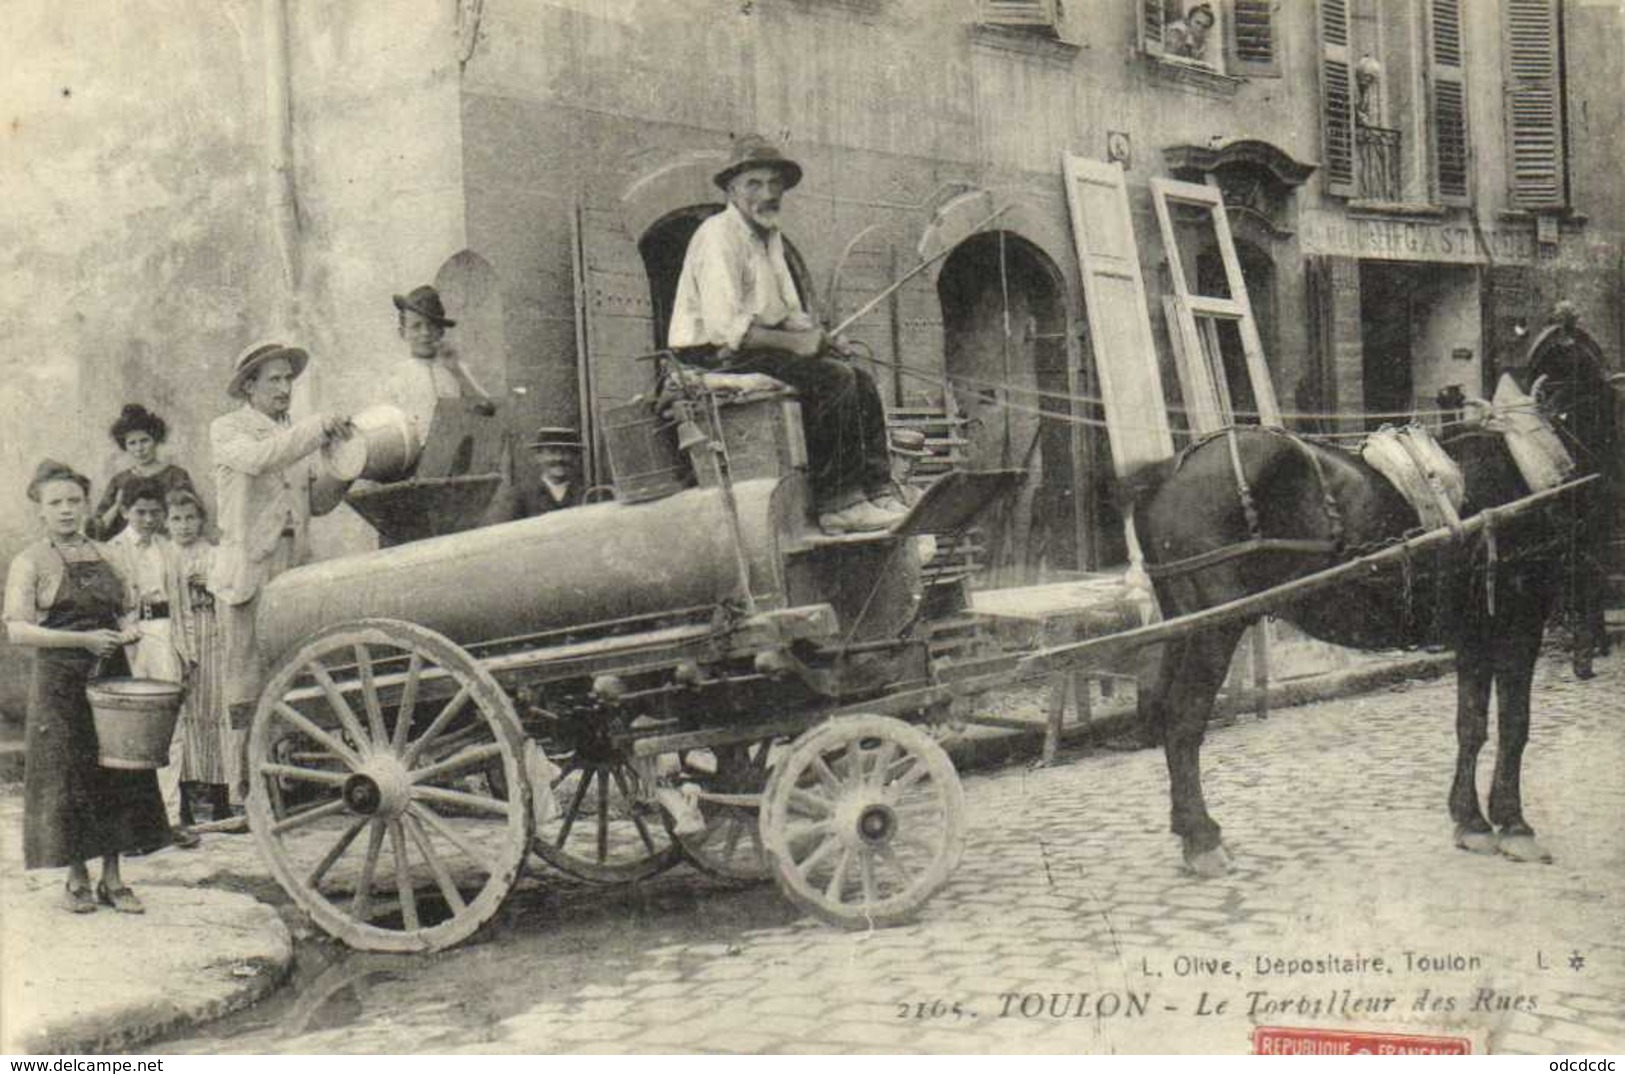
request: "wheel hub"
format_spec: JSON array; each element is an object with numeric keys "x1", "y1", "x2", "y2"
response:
[
  {"x1": 342, "y1": 758, "x2": 412, "y2": 818},
  {"x1": 834, "y1": 794, "x2": 897, "y2": 850}
]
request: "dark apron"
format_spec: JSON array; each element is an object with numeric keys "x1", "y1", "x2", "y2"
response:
[{"x1": 24, "y1": 550, "x2": 169, "y2": 868}]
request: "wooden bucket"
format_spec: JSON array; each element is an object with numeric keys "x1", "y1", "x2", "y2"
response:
[
  {"x1": 325, "y1": 405, "x2": 422, "y2": 483},
  {"x1": 86, "y1": 677, "x2": 184, "y2": 770}
]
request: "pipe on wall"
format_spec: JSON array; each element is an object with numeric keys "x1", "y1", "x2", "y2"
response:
[{"x1": 265, "y1": 0, "x2": 300, "y2": 331}]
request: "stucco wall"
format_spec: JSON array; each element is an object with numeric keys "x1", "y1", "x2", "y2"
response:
[{"x1": 0, "y1": 0, "x2": 469, "y2": 720}]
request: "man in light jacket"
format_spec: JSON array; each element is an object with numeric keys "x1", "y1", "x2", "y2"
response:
[{"x1": 210, "y1": 342, "x2": 350, "y2": 798}]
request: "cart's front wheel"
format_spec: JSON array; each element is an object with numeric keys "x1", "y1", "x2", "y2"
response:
[
  {"x1": 761, "y1": 714, "x2": 965, "y2": 929},
  {"x1": 246, "y1": 619, "x2": 531, "y2": 952}
]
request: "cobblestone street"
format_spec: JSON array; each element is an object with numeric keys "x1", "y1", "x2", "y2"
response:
[{"x1": 151, "y1": 645, "x2": 1623, "y2": 1055}]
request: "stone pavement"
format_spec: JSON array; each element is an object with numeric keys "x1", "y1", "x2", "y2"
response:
[
  {"x1": 0, "y1": 801, "x2": 292, "y2": 1054},
  {"x1": 148, "y1": 640, "x2": 1623, "y2": 1056}
]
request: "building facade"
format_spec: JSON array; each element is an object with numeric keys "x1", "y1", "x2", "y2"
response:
[{"x1": 3, "y1": 0, "x2": 1622, "y2": 711}]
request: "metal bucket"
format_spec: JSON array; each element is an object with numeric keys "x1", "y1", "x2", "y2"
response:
[
  {"x1": 325, "y1": 404, "x2": 422, "y2": 483},
  {"x1": 86, "y1": 677, "x2": 184, "y2": 770}
]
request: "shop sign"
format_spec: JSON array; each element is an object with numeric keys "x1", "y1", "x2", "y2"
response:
[{"x1": 1300, "y1": 211, "x2": 1537, "y2": 264}]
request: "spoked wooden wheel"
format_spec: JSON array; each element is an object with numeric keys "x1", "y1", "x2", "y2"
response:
[
  {"x1": 761, "y1": 714, "x2": 966, "y2": 929},
  {"x1": 672, "y1": 739, "x2": 780, "y2": 884},
  {"x1": 528, "y1": 721, "x2": 682, "y2": 884},
  {"x1": 246, "y1": 620, "x2": 531, "y2": 952}
]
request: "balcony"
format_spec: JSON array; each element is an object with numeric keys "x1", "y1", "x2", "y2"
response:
[{"x1": 1356, "y1": 124, "x2": 1402, "y2": 203}]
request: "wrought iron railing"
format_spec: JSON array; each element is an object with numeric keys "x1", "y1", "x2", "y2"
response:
[{"x1": 1356, "y1": 124, "x2": 1402, "y2": 202}]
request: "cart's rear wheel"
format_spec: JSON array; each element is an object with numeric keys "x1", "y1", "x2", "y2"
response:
[
  {"x1": 247, "y1": 619, "x2": 531, "y2": 952},
  {"x1": 672, "y1": 739, "x2": 780, "y2": 885},
  {"x1": 761, "y1": 714, "x2": 965, "y2": 929},
  {"x1": 528, "y1": 725, "x2": 682, "y2": 884}
]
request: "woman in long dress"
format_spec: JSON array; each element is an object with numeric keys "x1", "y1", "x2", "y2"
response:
[
  {"x1": 89, "y1": 404, "x2": 195, "y2": 541},
  {"x1": 4, "y1": 460, "x2": 170, "y2": 913}
]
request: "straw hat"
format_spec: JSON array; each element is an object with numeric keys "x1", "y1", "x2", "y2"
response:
[{"x1": 227, "y1": 341, "x2": 309, "y2": 400}]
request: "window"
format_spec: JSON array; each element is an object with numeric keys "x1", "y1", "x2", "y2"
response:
[
  {"x1": 1503, "y1": 0, "x2": 1568, "y2": 209},
  {"x1": 1151, "y1": 177, "x2": 1281, "y2": 432},
  {"x1": 1142, "y1": 0, "x2": 1280, "y2": 78},
  {"x1": 1316, "y1": 0, "x2": 1471, "y2": 206},
  {"x1": 978, "y1": 0, "x2": 1061, "y2": 33}
]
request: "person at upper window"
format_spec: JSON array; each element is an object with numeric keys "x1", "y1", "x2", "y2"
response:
[
  {"x1": 388, "y1": 285, "x2": 498, "y2": 445},
  {"x1": 1165, "y1": 2, "x2": 1215, "y2": 62},
  {"x1": 668, "y1": 135, "x2": 904, "y2": 534}
]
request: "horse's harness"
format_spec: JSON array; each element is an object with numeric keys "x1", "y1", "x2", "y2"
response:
[{"x1": 1142, "y1": 427, "x2": 1345, "y2": 581}]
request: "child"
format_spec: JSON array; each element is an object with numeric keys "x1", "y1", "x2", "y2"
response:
[
  {"x1": 164, "y1": 490, "x2": 232, "y2": 826},
  {"x1": 106, "y1": 478, "x2": 199, "y2": 848}
]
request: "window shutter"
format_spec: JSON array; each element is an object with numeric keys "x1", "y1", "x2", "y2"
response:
[
  {"x1": 1061, "y1": 154, "x2": 1174, "y2": 473},
  {"x1": 1427, "y1": 0, "x2": 1472, "y2": 205},
  {"x1": 1317, "y1": 0, "x2": 1356, "y2": 198},
  {"x1": 980, "y1": 0, "x2": 1058, "y2": 29},
  {"x1": 1503, "y1": 0, "x2": 1566, "y2": 209},
  {"x1": 1228, "y1": 0, "x2": 1280, "y2": 77},
  {"x1": 1140, "y1": 0, "x2": 1165, "y2": 55}
]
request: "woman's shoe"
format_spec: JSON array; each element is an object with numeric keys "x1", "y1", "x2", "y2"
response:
[
  {"x1": 96, "y1": 881, "x2": 145, "y2": 914},
  {"x1": 63, "y1": 880, "x2": 97, "y2": 914}
]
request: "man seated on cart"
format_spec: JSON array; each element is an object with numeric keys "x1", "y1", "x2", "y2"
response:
[{"x1": 667, "y1": 135, "x2": 905, "y2": 535}]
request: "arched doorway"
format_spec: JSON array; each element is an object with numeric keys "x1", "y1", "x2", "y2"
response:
[
  {"x1": 638, "y1": 206, "x2": 815, "y2": 350},
  {"x1": 937, "y1": 231, "x2": 1082, "y2": 580}
]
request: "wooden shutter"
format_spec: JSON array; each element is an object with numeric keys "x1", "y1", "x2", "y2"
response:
[
  {"x1": 1503, "y1": 0, "x2": 1566, "y2": 209},
  {"x1": 1317, "y1": 0, "x2": 1356, "y2": 198},
  {"x1": 1061, "y1": 154, "x2": 1173, "y2": 474},
  {"x1": 1427, "y1": 0, "x2": 1472, "y2": 205},
  {"x1": 1140, "y1": 0, "x2": 1166, "y2": 55},
  {"x1": 1228, "y1": 0, "x2": 1280, "y2": 77},
  {"x1": 980, "y1": 0, "x2": 1058, "y2": 29}
]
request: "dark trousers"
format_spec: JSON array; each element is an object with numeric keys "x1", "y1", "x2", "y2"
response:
[{"x1": 710, "y1": 348, "x2": 893, "y2": 507}]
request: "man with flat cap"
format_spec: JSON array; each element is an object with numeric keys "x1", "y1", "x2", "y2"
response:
[
  {"x1": 668, "y1": 135, "x2": 903, "y2": 534},
  {"x1": 515, "y1": 427, "x2": 587, "y2": 518},
  {"x1": 210, "y1": 343, "x2": 352, "y2": 794}
]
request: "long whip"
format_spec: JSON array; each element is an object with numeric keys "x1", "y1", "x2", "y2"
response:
[{"x1": 828, "y1": 204, "x2": 1012, "y2": 338}]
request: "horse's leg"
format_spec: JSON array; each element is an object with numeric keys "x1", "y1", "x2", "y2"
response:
[
  {"x1": 1162, "y1": 622, "x2": 1245, "y2": 878},
  {"x1": 1450, "y1": 631, "x2": 1496, "y2": 855},
  {"x1": 1490, "y1": 593, "x2": 1553, "y2": 863}
]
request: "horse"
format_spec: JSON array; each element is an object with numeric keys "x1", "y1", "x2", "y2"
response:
[
  {"x1": 1123, "y1": 417, "x2": 1587, "y2": 878},
  {"x1": 1526, "y1": 322, "x2": 1620, "y2": 679}
]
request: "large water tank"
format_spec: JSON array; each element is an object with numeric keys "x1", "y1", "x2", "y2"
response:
[{"x1": 257, "y1": 479, "x2": 794, "y2": 663}]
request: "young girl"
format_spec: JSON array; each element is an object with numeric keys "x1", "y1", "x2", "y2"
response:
[
  {"x1": 164, "y1": 489, "x2": 232, "y2": 826},
  {"x1": 90, "y1": 404, "x2": 195, "y2": 541}
]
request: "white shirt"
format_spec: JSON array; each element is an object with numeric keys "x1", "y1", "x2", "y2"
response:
[
  {"x1": 387, "y1": 358, "x2": 463, "y2": 442},
  {"x1": 107, "y1": 527, "x2": 170, "y2": 607},
  {"x1": 668, "y1": 204, "x2": 808, "y2": 350}
]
